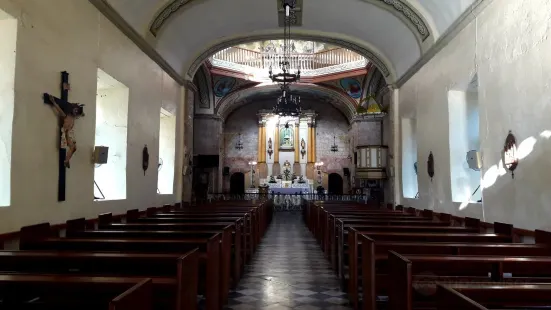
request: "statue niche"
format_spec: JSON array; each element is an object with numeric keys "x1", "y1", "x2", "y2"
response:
[{"x1": 279, "y1": 122, "x2": 294, "y2": 149}]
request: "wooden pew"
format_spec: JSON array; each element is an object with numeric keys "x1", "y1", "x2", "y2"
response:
[
  {"x1": 100, "y1": 216, "x2": 244, "y2": 279},
  {"x1": 0, "y1": 274, "x2": 152, "y2": 310},
  {"x1": 127, "y1": 216, "x2": 253, "y2": 261},
  {"x1": 389, "y1": 251, "x2": 551, "y2": 310},
  {"x1": 20, "y1": 224, "x2": 220, "y2": 310},
  {"x1": 65, "y1": 225, "x2": 231, "y2": 306},
  {"x1": 358, "y1": 233, "x2": 551, "y2": 310},
  {"x1": 0, "y1": 249, "x2": 198, "y2": 310},
  {"x1": 436, "y1": 283, "x2": 551, "y2": 310}
]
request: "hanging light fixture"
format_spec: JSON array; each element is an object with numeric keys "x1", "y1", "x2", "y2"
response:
[
  {"x1": 235, "y1": 133, "x2": 244, "y2": 150},
  {"x1": 331, "y1": 135, "x2": 339, "y2": 152},
  {"x1": 273, "y1": 84, "x2": 301, "y2": 116},
  {"x1": 269, "y1": 0, "x2": 300, "y2": 85}
]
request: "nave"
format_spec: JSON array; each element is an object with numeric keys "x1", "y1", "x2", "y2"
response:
[{"x1": 227, "y1": 212, "x2": 351, "y2": 310}]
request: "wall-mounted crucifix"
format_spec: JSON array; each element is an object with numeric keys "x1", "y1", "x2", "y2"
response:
[{"x1": 43, "y1": 71, "x2": 85, "y2": 202}]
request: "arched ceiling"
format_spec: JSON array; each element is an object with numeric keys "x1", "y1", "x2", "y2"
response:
[
  {"x1": 101, "y1": 0, "x2": 477, "y2": 83},
  {"x1": 217, "y1": 83, "x2": 357, "y2": 122}
]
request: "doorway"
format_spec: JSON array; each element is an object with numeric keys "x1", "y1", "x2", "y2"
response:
[
  {"x1": 230, "y1": 172, "x2": 245, "y2": 195},
  {"x1": 328, "y1": 173, "x2": 343, "y2": 195}
]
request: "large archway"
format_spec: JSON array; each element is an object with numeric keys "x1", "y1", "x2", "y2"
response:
[
  {"x1": 229, "y1": 172, "x2": 245, "y2": 195},
  {"x1": 328, "y1": 173, "x2": 344, "y2": 195}
]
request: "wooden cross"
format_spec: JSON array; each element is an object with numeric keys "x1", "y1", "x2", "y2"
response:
[{"x1": 43, "y1": 71, "x2": 84, "y2": 202}]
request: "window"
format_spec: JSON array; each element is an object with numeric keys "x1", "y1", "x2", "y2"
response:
[
  {"x1": 94, "y1": 69, "x2": 129, "y2": 200},
  {"x1": 401, "y1": 118, "x2": 418, "y2": 198},
  {"x1": 157, "y1": 108, "x2": 176, "y2": 194},
  {"x1": 0, "y1": 10, "x2": 17, "y2": 207},
  {"x1": 448, "y1": 75, "x2": 481, "y2": 203}
]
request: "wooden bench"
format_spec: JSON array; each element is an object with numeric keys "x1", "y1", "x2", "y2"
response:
[
  {"x1": 358, "y1": 233, "x2": 551, "y2": 310},
  {"x1": 20, "y1": 223, "x2": 220, "y2": 310},
  {"x1": 0, "y1": 274, "x2": 152, "y2": 310},
  {"x1": 436, "y1": 283, "x2": 551, "y2": 310},
  {"x1": 389, "y1": 251, "x2": 551, "y2": 310}
]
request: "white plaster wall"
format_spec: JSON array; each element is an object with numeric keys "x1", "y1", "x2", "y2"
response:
[
  {"x1": 0, "y1": 0, "x2": 184, "y2": 233},
  {"x1": 95, "y1": 85, "x2": 129, "y2": 200},
  {"x1": 398, "y1": 0, "x2": 551, "y2": 229},
  {"x1": 158, "y1": 112, "x2": 176, "y2": 194},
  {"x1": 0, "y1": 15, "x2": 16, "y2": 207}
]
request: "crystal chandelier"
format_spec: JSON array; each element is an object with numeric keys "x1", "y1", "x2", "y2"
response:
[
  {"x1": 273, "y1": 84, "x2": 301, "y2": 116},
  {"x1": 269, "y1": 1, "x2": 300, "y2": 84}
]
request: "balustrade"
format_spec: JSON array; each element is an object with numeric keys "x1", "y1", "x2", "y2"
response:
[{"x1": 212, "y1": 46, "x2": 364, "y2": 70}]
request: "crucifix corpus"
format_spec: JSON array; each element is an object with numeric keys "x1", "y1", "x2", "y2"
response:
[{"x1": 43, "y1": 71, "x2": 85, "y2": 201}]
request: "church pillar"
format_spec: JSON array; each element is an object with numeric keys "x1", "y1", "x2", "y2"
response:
[
  {"x1": 307, "y1": 124, "x2": 312, "y2": 163},
  {"x1": 274, "y1": 122, "x2": 279, "y2": 163},
  {"x1": 260, "y1": 123, "x2": 266, "y2": 163},
  {"x1": 257, "y1": 122, "x2": 263, "y2": 162},
  {"x1": 294, "y1": 122, "x2": 299, "y2": 163},
  {"x1": 312, "y1": 125, "x2": 317, "y2": 162}
]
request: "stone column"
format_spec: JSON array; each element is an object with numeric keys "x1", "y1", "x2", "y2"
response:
[{"x1": 182, "y1": 82, "x2": 196, "y2": 203}]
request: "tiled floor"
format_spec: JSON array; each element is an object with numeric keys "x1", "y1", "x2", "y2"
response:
[{"x1": 226, "y1": 212, "x2": 352, "y2": 310}]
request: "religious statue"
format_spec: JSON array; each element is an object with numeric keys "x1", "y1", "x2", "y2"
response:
[
  {"x1": 300, "y1": 138, "x2": 306, "y2": 159},
  {"x1": 267, "y1": 138, "x2": 273, "y2": 159},
  {"x1": 47, "y1": 94, "x2": 84, "y2": 168},
  {"x1": 280, "y1": 123, "x2": 294, "y2": 148},
  {"x1": 282, "y1": 160, "x2": 293, "y2": 181}
]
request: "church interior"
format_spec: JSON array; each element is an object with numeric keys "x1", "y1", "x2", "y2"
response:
[{"x1": 1, "y1": 0, "x2": 551, "y2": 309}]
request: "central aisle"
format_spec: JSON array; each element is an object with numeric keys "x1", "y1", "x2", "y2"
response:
[{"x1": 227, "y1": 212, "x2": 352, "y2": 310}]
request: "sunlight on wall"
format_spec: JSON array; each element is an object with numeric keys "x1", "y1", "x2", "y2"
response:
[
  {"x1": 94, "y1": 69, "x2": 129, "y2": 200},
  {"x1": 401, "y1": 118, "x2": 418, "y2": 198},
  {"x1": 0, "y1": 12, "x2": 17, "y2": 207},
  {"x1": 448, "y1": 85, "x2": 481, "y2": 203},
  {"x1": 158, "y1": 108, "x2": 176, "y2": 194}
]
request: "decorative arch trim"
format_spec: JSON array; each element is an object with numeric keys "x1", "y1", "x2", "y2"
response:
[
  {"x1": 216, "y1": 83, "x2": 357, "y2": 123},
  {"x1": 186, "y1": 32, "x2": 396, "y2": 82}
]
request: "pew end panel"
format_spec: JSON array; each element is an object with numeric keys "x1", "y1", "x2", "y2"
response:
[
  {"x1": 388, "y1": 250, "x2": 412, "y2": 310},
  {"x1": 109, "y1": 278, "x2": 153, "y2": 310},
  {"x1": 359, "y1": 234, "x2": 376, "y2": 310},
  {"x1": 535, "y1": 229, "x2": 551, "y2": 244},
  {"x1": 20, "y1": 223, "x2": 54, "y2": 249},
  {"x1": 126, "y1": 209, "x2": 140, "y2": 222},
  {"x1": 177, "y1": 249, "x2": 199, "y2": 310},
  {"x1": 98, "y1": 212, "x2": 114, "y2": 227}
]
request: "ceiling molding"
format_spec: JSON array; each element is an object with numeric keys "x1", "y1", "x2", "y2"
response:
[
  {"x1": 395, "y1": 0, "x2": 491, "y2": 87},
  {"x1": 187, "y1": 32, "x2": 395, "y2": 83},
  {"x1": 89, "y1": 0, "x2": 186, "y2": 85},
  {"x1": 362, "y1": 0, "x2": 432, "y2": 43}
]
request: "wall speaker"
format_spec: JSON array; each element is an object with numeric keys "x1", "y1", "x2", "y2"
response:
[
  {"x1": 343, "y1": 168, "x2": 350, "y2": 177},
  {"x1": 93, "y1": 146, "x2": 109, "y2": 164},
  {"x1": 466, "y1": 150, "x2": 482, "y2": 171},
  {"x1": 223, "y1": 166, "x2": 230, "y2": 176}
]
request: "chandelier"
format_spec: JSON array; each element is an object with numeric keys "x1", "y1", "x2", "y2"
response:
[
  {"x1": 331, "y1": 135, "x2": 339, "y2": 152},
  {"x1": 273, "y1": 84, "x2": 301, "y2": 116},
  {"x1": 269, "y1": 0, "x2": 300, "y2": 84}
]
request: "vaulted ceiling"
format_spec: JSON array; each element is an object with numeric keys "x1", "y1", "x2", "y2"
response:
[{"x1": 97, "y1": 0, "x2": 477, "y2": 83}]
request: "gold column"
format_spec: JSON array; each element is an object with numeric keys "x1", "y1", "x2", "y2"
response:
[
  {"x1": 294, "y1": 123, "x2": 299, "y2": 162},
  {"x1": 274, "y1": 124, "x2": 279, "y2": 163},
  {"x1": 261, "y1": 124, "x2": 267, "y2": 162},
  {"x1": 257, "y1": 124, "x2": 262, "y2": 161},
  {"x1": 312, "y1": 125, "x2": 316, "y2": 163},
  {"x1": 307, "y1": 124, "x2": 313, "y2": 163}
]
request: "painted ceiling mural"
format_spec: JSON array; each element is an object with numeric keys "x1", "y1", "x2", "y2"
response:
[
  {"x1": 212, "y1": 74, "x2": 260, "y2": 109},
  {"x1": 193, "y1": 66, "x2": 211, "y2": 110}
]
